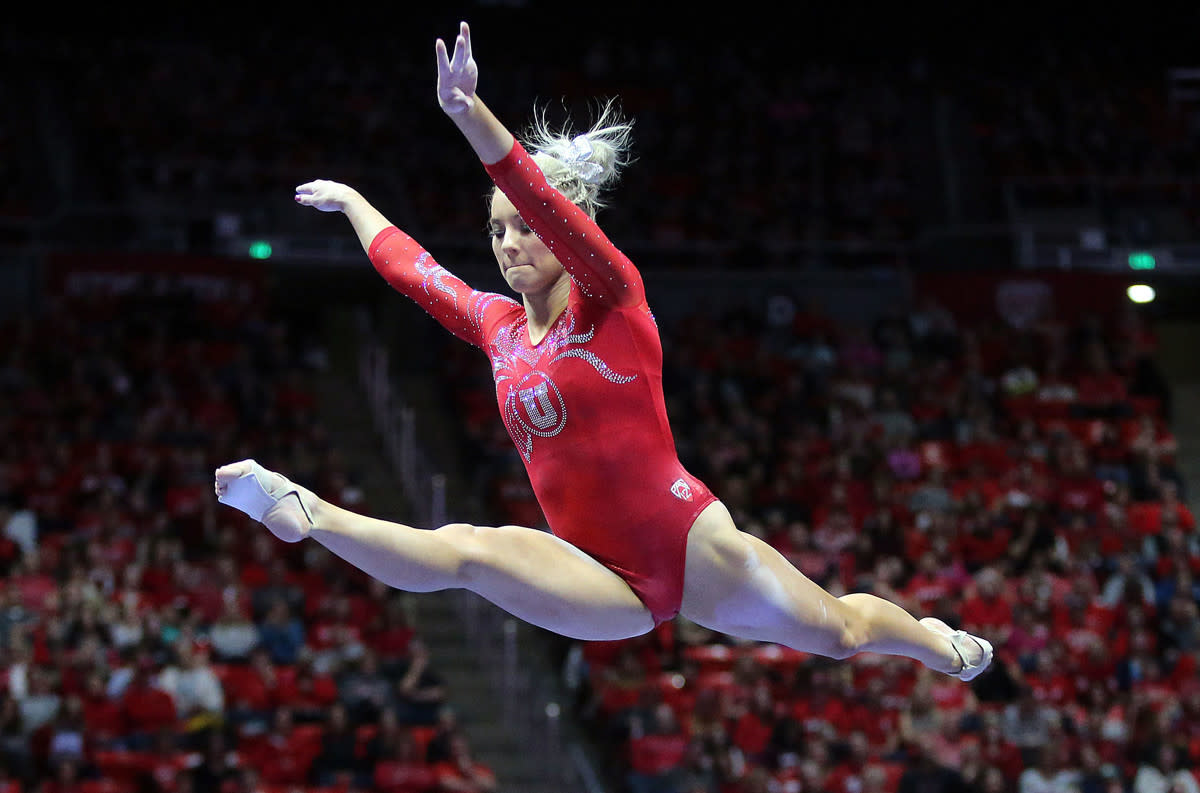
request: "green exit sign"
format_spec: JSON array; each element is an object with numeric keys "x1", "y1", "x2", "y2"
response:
[{"x1": 1128, "y1": 251, "x2": 1156, "y2": 270}]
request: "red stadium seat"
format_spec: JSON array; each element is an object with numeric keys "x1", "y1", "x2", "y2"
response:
[
  {"x1": 93, "y1": 751, "x2": 153, "y2": 785},
  {"x1": 1130, "y1": 396, "x2": 1161, "y2": 417},
  {"x1": 410, "y1": 726, "x2": 438, "y2": 758},
  {"x1": 682, "y1": 643, "x2": 737, "y2": 674},
  {"x1": 79, "y1": 781, "x2": 135, "y2": 793}
]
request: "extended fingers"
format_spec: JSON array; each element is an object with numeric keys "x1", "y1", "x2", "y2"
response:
[
  {"x1": 449, "y1": 21, "x2": 472, "y2": 71},
  {"x1": 460, "y1": 21, "x2": 472, "y2": 60},
  {"x1": 435, "y1": 37, "x2": 450, "y2": 72}
]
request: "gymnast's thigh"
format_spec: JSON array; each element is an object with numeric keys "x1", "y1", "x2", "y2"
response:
[
  {"x1": 678, "y1": 501, "x2": 846, "y2": 643},
  {"x1": 443, "y1": 522, "x2": 655, "y2": 641}
]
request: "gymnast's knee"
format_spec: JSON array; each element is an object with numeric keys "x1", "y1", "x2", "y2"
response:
[
  {"x1": 431, "y1": 522, "x2": 493, "y2": 585},
  {"x1": 824, "y1": 599, "x2": 872, "y2": 659}
]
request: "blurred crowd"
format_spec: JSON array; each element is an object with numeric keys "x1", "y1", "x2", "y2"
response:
[
  {"x1": 0, "y1": 287, "x2": 494, "y2": 793},
  {"x1": 441, "y1": 290, "x2": 1197, "y2": 793}
]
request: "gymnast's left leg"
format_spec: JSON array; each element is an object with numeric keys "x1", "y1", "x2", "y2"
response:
[{"x1": 679, "y1": 501, "x2": 991, "y2": 679}]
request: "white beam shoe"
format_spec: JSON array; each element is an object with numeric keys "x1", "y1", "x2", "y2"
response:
[
  {"x1": 215, "y1": 459, "x2": 317, "y2": 543},
  {"x1": 920, "y1": 617, "x2": 994, "y2": 682}
]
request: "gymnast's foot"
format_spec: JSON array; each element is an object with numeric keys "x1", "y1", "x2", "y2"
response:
[
  {"x1": 920, "y1": 617, "x2": 994, "y2": 682},
  {"x1": 215, "y1": 460, "x2": 317, "y2": 543}
]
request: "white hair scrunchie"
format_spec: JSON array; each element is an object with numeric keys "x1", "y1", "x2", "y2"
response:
[{"x1": 562, "y1": 135, "x2": 604, "y2": 185}]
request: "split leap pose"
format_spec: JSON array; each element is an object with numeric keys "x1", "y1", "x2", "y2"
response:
[{"x1": 216, "y1": 23, "x2": 992, "y2": 681}]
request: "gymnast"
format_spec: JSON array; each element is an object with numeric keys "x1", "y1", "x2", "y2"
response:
[{"x1": 215, "y1": 22, "x2": 991, "y2": 681}]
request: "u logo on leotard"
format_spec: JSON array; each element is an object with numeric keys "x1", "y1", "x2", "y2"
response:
[
  {"x1": 519, "y1": 381, "x2": 559, "y2": 430},
  {"x1": 504, "y1": 371, "x2": 568, "y2": 462},
  {"x1": 492, "y1": 311, "x2": 635, "y2": 462}
]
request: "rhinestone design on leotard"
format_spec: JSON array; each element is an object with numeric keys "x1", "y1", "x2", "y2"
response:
[
  {"x1": 413, "y1": 252, "x2": 462, "y2": 310},
  {"x1": 489, "y1": 306, "x2": 637, "y2": 461}
]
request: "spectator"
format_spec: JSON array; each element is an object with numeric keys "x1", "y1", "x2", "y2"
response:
[
  {"x1": 157, "y1": 641, "x2": 224, "y2": 733},
  {"x1": 368, "y1": 596, "x2": 416, "y2": 665},
  {"x1": 673, "y1": 739, "x2": 719, "y2": 793},
  {"x1": 432, "y1": 733, "x2": 496, "y2": 793},
  {"x1": 250, "y1": 560, "x2": 305, "y2": 623},
  {"x1": 1002, "y1": 687, "x2": 1060, "y2": 764},
  {"x1": 45, "y1": 695, "x2": 86, "y2": 770},
  {"x1": 257, "y1": 599, "x2": 305, "y2": 666},
  {"x1": 1132, "y1": 743, "x2": 1200, "y2": 793},
  {"x1": 277, "y1": 650, "x2": 339, "y2": 723},
  {"x1": 189, "y1": 730, "x2": 241, "y2": 792},
  {"x1": 0, "y1": 692, "x2": 26, "y2": 781},
  {"x1": 1100, "y1": 554, "x2": 1155, "y2": 609},
  {"x1": 79, "y1": 671, "x2": 124, "y2": 748},
  {"x1": 310, "y1": 703, "x2": 362, "y2": 787},
  {"x1": 40, "y1": 757, "x2": 85, "y2": 793},
  {"x1": 628, "y1": 703, "x2": 690, "y2": 793},
  {"x1": 394, "y1": 640, "x2": 446, "y2": 727},
  {"x1": 959, "y1": 568, "x2": 1015, "y2": 650},
  {"x1": 16, "y1": 667, "x2": 60, "y2": 736},
  {"x1": 1018, "y1": 743, "x2": 1082, "y2": 793},
  {"x1": 224, "y1": 647, "x2": 279, "y2": 730},
  {"x1": 144, "y1": 729, "x2": 191, "y2": 793},
  {"x1": 208, "y1": 599, "x2": 259, "y2": 663},
  {"x1": 339, "y1": 650, "x2": 393, "y2": 725},
  {"x1": 372, "y1": 726, "x2": 436, "y2": 793},
  {"x1": 897, "y1": 735, "x2": 968, "y2": 793},
  {"x1": 1077, "y1": 744, "x2": 1116, "y2": 793},
  {"x1": 121, "y1": 657, "x2": 177, "y2": 746}
]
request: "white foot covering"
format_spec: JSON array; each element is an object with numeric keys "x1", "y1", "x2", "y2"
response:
[
  {"x1": 920, "y1": 617, "x2": 994, "y2": 682},
  {"x1": 215, "y1": 460, "x2": 316, "y2": 542}
]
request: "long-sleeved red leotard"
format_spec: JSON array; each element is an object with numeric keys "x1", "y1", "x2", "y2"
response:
[{"x1": 368, "y1": 141, "x2": 715, "y2": 625}]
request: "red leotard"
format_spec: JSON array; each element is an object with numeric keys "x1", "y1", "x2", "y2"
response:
[{"x1": 368, "y1": 141, "x2": 716, "y2": 625}]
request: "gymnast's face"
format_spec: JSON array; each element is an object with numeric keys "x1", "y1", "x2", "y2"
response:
[{"x1": 489, "y1": 189, "x2": 565, "y2": 295}]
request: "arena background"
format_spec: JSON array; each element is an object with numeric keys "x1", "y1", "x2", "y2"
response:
[{"x1": 2, "y1": 4, "x2": 1200, "y2": 792}]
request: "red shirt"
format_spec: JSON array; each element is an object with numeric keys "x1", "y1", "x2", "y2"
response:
[
  {"x1": 83, "y1": 695, "x2": 126, "y2": 740},
  {"x1": 122, "y1": 684, "x2": 177, "y2": 734},
  {"x1": 904, "y1": 573, "x2": 953, "y2": 613},
  {"x1": 960, "y1": 594, "x2": 1014, "y2": 635},
  {"x1": 628, "y1": 734, "x2": 688, "y2": 775},
  {"x1": 959, "y1": 527, "x2": 1013, "y2": 567},
  {"x1": 731, "y1": 712, "x2": 773, "y2": 756},
  {"x1": 374, "y1": 761, "x2": 437, "y2": 793}
]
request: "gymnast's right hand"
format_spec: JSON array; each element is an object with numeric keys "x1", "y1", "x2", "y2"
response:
[
  {"x1": 295, "y1": 180, "x2": 360, "y2": 213},
  {"x1": 215, "y1": 460, "x2": 317, "y2": 543},
  {"x1": 435, "y1": 21, "x2": 478, "y2": 116}
]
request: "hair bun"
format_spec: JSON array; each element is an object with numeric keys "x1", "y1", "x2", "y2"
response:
[{"x1": 520, "y1": 99, "x2": 633, "y2": 218}]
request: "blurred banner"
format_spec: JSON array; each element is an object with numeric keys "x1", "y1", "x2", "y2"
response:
[{"x1": 46, "y1": 252, "x2": 263, "y2": 303}]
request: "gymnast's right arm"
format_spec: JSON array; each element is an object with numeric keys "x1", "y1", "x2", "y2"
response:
[{"x1": 295, "y1": 179, "x2": 507, "y2": 348}]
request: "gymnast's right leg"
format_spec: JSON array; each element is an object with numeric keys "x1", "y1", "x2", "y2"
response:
[{"x1": 214, "y1": 460, "x2": 654, "y2": 641}]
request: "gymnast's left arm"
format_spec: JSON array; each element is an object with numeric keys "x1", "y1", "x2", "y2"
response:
[{"x1": 436, "y1": 22, "x2": 646, "y2": 308}]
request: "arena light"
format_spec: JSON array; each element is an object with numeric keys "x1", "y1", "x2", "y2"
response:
[
  {"x1": 1128, "y1": 251, "x2": 1156, "y2": 270},
  {"x1": 1127, "y1": 284, "x2": 1156, "y2": 304},
  {"x1": 248, "y1": 240, "x2": 273, "y2": 260}
]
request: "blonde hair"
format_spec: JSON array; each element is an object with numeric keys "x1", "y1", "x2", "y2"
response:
[{"x1": 518, "y1": 99, "x2": 633, "y2": 218}]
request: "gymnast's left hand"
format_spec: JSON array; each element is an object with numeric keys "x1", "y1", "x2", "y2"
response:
[
  {"x1": 294, "y1": 180, "x2": 361, "y2": 213},
  {"x1": 435, "y1": 21, "x2": 478, "y2": 116}
]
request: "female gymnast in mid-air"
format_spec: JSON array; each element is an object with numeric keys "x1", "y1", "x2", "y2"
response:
[{"x1": 215, "y1": 22, "x2": 991, "y2": 681}]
